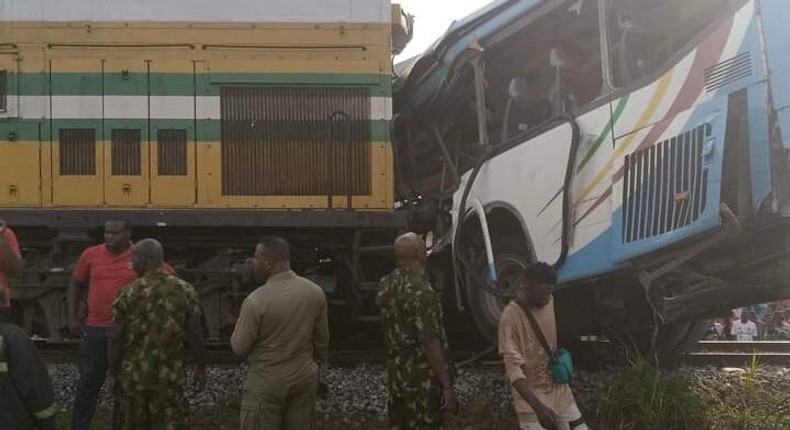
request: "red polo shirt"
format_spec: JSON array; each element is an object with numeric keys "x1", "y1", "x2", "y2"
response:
[
  {"x1": 0, "y1": 227, "x2": 21, "y2": 307},
  {"x1": 73, "y1": 243, "x2": 175, "y2": 327}
]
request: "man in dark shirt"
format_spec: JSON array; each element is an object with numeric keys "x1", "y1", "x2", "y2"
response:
[{"x1": 0, "y1": 289, "x2": 57, "y2": 430}]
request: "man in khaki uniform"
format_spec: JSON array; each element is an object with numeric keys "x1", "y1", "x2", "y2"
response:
[{"x1": 231, "y1": 236, "x2": 329, "y2": 430}]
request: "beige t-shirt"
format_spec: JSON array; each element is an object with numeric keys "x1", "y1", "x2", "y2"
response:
[{"x1": 498, "y1": 298, "x2": 574, "y2": 422}]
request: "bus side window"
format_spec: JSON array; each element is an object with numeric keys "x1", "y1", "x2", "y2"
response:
[
  {"x1": 608, "y1": 0, "x2": 746, "y2": 88},
  {"x1": 489, "y1": 0, "x2": 603, "y2": 142}
]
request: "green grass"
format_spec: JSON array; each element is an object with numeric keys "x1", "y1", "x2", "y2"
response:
[
  {"x1": 698, "y1": 356, "x2": 790, "y2": 430},
  {"x1": 595, "y1": 360, "x2": 707, "y2": 430},
  {"x1": 595, "y1": 355, "x2": 790, "y2": 430}
]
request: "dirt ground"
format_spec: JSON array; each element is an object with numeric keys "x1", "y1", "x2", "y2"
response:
[{"x1": 58, "y1": 400, "x2": 520, "y2": 430}]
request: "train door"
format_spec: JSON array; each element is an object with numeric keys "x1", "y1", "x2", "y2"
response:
[
  {"x1": 0, "y1": 52, "x2": 42, "y2": 208},
  {"x1": 50, "y1": 58, "x2": 104, "y2": 206},
  {"x1": 194, "y1": 61, "x2": 216, "y2": 206},
  {"x1": 102, "y1": 60, "x2": 149, "y2": 207},
  {"x1": 149, "y1": 60, "x2": 197, "y2": 206}
]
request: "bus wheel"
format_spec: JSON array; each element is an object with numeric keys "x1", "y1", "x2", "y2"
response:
[{"x1": 465, "y1": 238, "x2": 531, "y2": 340}]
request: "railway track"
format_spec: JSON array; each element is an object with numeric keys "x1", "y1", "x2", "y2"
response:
[
  {"x1": 683, "y1": 340, "x2": 790, "y2": 367},
  {"x1": 35, "y1": 341, "x2": 391, "y2": 366},
  {"x1": 36, "y1": 339, "x2": 790, "y2": 367},
  {"x1": 572, "y1": 339, "x2": 790, "y2": 367}
]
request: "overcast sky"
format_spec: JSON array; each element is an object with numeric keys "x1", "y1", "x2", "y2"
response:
[{"x1": 395, "y1": 0, "x2": 493, "y2": 61}]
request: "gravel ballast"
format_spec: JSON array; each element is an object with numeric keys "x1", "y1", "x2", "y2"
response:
[
  {"x1": 48, "y1": 362, "x2": 790, "y2": 427},
  {"x1": 48, "y1": 363, "x2": 513, "y2": 419}
]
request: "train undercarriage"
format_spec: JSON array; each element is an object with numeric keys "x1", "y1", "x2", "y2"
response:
[{"x1": 5, "y1": 210, "x2": 407, "y2": 343}]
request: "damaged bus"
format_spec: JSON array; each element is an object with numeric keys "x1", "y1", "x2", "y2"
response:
[{"x1": 395, "y1": 0, "x2": 790, "y2": 354}]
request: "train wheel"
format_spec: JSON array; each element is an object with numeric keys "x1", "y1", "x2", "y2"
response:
[{"x1": 465, "y1": 238, "x2": 530, "y2": 340}]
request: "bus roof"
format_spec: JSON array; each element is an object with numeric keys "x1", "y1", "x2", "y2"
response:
[{"x1": 395, "y1": 0, "x2": 551, "y2": 111}]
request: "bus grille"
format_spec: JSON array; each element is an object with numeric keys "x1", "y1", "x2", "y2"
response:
[
  {"x1": 705, "y1": 52, "x2": 752, "y2": 93},
  {"x1": 622, "y1": 124, "x2": 710, "y2": 243},
  {"x1": 220, "y1": 86, "x2": 371, "y2": 197}
]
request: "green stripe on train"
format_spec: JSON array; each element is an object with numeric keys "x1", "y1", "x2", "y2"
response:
[
  {"x1": 0, "y1": 119, "x2": 391, "y2": 142},
  {"x1": 6, "y1": 72, "x2": 393, "y2": 97}
]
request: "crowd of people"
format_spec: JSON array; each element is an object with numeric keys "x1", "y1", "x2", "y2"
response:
[
  {"x1": 0, "y1": 217, "x2": 593, "y2": 429},
  {"x1": 707, "y1": 306, "x2": 790, "y2": 341}
]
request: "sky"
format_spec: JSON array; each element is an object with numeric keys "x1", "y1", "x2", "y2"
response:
[{"x1": 395, "y1": 0, "x2": 494, "y2": 61}]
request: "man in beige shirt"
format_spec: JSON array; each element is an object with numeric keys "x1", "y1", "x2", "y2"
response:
[
  {"x1": 231, "y1": 236, "x2": 330, "y2": 430},
  {"x1": 498, "y1": 262, "x2": 588, "y2": 430}
]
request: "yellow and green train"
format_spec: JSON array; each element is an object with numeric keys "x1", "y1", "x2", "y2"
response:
[{"x1": 0, "y1": 0, "x2": 413, "y2": 340}]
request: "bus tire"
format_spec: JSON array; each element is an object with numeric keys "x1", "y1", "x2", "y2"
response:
[{"x1": 465, "y1": 237, "x2": 532, "y2": 340}]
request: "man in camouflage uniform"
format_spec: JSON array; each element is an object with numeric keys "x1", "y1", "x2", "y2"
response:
[
  {"x1": 108, "y1": 239, "x2": 206, "y2": 430},
  {"x1": 376, "y1": 233, "x2": 459, "y2": 430}
]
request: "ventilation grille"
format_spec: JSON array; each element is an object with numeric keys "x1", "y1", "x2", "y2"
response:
[
  {"x1": 0, "y1": 70, "x2": 6, "y2": 111},
  {"x1": 622, "y1": 124, "x2": 710, "y2": 243},
  {"x1": 157, "y1": 129, "x2": 188, "y2": 176},
  {"x1": 220, "y1": 86, "x2": 371, "y2": 197},
  {"x1": 705, "y1": 52, "x2": 752, "y2": 93},
  {"x1": 59, "y1": 129, "x2": 95, "y2": 176},
  {"x1": 111, "y1": 129, "x2": 142, "y2": 176}
]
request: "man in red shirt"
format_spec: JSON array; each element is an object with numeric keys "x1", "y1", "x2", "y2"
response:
[
  {"x1": 0, "y1": 218, "x2": 23, "y2": 310},
  {"x1": 67, "y1": 220, "x2": 174, "y2": 430}
]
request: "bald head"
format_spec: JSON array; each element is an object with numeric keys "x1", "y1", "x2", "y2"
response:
[
  {"x1": 132, "y1": 238, "x2": 165, "y2": 276},
  {"x1": 394, "y1": 232, "x2": 427, "y2": 270}
]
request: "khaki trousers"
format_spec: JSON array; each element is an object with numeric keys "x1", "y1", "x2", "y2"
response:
[{"x1": 240, "y1": 369, "x2": 319, "y2": 430}]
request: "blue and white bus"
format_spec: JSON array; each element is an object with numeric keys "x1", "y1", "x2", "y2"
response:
[{"x1": 395, "y1": 0, "x2": 790, "y2": 353}]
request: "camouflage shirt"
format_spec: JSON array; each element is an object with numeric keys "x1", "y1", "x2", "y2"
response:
[
  {"x1": 376, "y1": 267, "x2": 449, "y2": 399},
  {"x1": 112, "y1": 270, "x2": 201, "y2": 391}
]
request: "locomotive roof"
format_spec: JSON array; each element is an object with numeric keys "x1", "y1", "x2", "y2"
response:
[{"x1": 0, "y1": 0, "x2": 392, "y2": 24}]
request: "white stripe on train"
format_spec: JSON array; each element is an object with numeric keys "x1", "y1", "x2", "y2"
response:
[{"x1": 15, "y1": 95, "x2": 393, "y2": 121}]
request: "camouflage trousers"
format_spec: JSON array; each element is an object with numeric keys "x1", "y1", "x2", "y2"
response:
[
  {"x1": 388, "y1": 383, "x2": 443, "y2": 430},
  {"x1": 119, "y1": 387, "x2": 188, "y2": 430}
]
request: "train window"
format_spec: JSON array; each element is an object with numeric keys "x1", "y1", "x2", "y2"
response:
[
  {"x1": 488, "y1": 0, "x2": 604, "y2": 140},
  {"x1": 157, "y1": 129, "x2": 188, "y2": 176},
  {"x1": 607, "y1": 0, "x2": 747, "y2": 87},
  {"x1": 111, "y1": 129, "x2": 142, "y2": 176},
  {"x1": 59, "y1": 129, "x2": 96, "y2": 176},
  {"x1": 0, "y1": 70, "x2": 6, "y2": 112}
]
